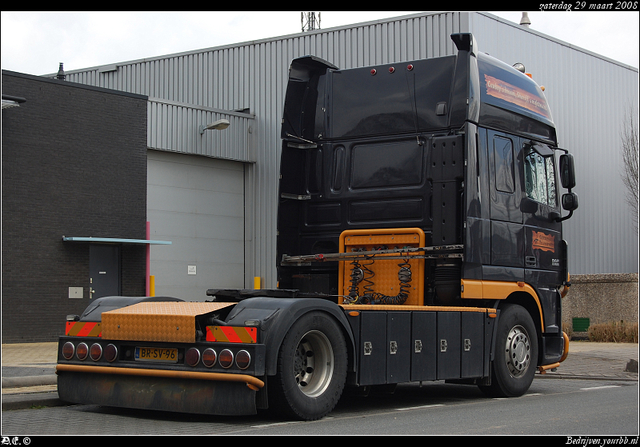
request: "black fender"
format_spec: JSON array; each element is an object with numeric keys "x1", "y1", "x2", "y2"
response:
[
  {"x1": 76, "y1": 295, "x2": 184, "y2": 322},
  {"x1": 223, "y1": 297, "x2": 356, "y2": 377}
]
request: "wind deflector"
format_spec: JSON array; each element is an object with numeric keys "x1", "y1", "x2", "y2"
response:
[
  {"x1": 451, "y1": 33, "x2": 477, "y2": 55},
  {"x1": 282, "y1": 56, "x2": 337, "y2": 142}
]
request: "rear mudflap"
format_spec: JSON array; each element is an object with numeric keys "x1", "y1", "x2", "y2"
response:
[{"x1": 57, "y1": 370, "x2": 257, "y2": 416}]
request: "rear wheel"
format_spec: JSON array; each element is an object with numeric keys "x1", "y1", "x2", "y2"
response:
[
  {"x1": 479, "y1": 303, "x2": 538, "y2": 397},
  {"x1": 270, "y1": 312, "x2": 348, "y2": 420}
]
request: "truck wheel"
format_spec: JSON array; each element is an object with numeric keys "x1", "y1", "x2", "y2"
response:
[
  {"x1": 479, "y1": 303, "x2": 538, "y2": 398},
  {"x1": 271, "y1": 311, "x2": 348, "y2": 420}
]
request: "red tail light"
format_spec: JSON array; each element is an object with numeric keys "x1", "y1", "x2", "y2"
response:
[
  {"x1": 185, "y1": 347, "x2": 200, "y2": 367},
  {"x1": 219, "y1": 349, "x2": 234, "y2": 368},
  {"x1": 62, "y1": 342, "x2": 75, "y2": 360},
  {"x1": 202, "y1": 348, "x2": 217, "y2": 367},
  {"x1": 76, "y1": 342, "x2": 88, "y2": 360},
  {"x1": 90, "y1": 343, "x2": 103, "y2": 361},
  {"x1": 104, "y1": 344, "x2": 118, "y2": 362},
  {"x1": 235, "y1": 350, "x2": 251, "y2": 370}
]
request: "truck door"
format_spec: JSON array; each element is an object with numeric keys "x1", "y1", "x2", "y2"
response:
[
  {"x1": 484, "y1": 131, "x2": 563, "y2": 333},
  {"x1": 486, "y1": 129, "x2": 524, "y2": 280},
  {"x1": 521, "y1": 141, "x2": 564, "y2": 333},
  {"x1": 521, "y1": 142, "x2": 563, "y2": 274}
]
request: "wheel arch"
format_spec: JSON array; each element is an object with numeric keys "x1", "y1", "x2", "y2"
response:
[{"x1": 226, "y1": 298, "x2": 356, "y2": 377}]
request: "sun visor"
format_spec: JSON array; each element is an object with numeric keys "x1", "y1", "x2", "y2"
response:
[{"x1": 532, "y1": 142, "x2": 554, "y2": 157}]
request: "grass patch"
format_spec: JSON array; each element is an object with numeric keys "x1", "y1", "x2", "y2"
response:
[
  {"x1": 563, "y1": 321, "x2": 638, "y2": 342},
  {"x1": 587, "y1": 321, "x2": 638, "y2": 343}
]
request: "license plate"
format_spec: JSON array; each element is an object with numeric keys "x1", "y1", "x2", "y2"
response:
[{"x1": 135, "y1": 347, "x2": 178, "y2": 363}]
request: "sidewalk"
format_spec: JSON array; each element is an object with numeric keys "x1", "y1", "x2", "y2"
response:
[{"x1": 1, "y1": 340, "x2": 638, "y2": 411}]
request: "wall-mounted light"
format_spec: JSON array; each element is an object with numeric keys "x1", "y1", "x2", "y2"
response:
[{"x1": 199, "y1": 119, "x2": 230, "y2": 135}]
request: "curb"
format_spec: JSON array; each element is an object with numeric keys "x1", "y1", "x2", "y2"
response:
[
  {"x1": 2, "y1": 375, "x2": 57, "y2": 388},
  {"x1": 537, "y1": 373, "x2": 638, "y2": 382},
  {"x1": 2, "y1": 375, "x2": 63, "y2": 411},
  {"x1": 2, "y1": 392, "x2": 65, "y2": 411}
]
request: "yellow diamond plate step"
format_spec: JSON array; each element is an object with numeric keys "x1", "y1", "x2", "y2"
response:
[{"x1": 102, "y1": 302, "x2": 235, "y2": 343}]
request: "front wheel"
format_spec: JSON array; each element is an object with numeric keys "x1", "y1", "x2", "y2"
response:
[
  {"x1": 479, "y1": 303, "x2": 538, "y2": 397},
  {"x1": 270, "y1": 312, "x2": 348, "y2": 420}
]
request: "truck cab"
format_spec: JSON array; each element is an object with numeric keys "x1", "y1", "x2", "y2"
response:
[{"x1": 277, "y1": 33, "x2": 577, "y2": 371}]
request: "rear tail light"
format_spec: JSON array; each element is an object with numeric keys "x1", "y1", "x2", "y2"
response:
[
  {"x1": 219, "y1": 349, "x2": 234, "y2": 368},
  {"x1": 235, "y1": 350, "x2": 251, "y2": 370},
  {"x1": 76, "y1": 342, "x2": 89, "y2": 360},
  {"x1": 62, "y1": 342, "x2": 75, "y2": 360},
  {"x1": 90, "y1": 343, "x2": 103, "y2": 361},
  {"x1": 104, "y1": 344, "x2": 118, "y2": 362},
  {"x1": 202, "y1": 348, "x2": 217, "y2": 367},
  {"x1": 185, "y1": 347, "x2": 201, "y2": 367}
]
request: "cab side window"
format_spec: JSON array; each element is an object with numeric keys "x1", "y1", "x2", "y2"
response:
[
  {"x1": 524, "y1": 148, "x2": 557, "y2": 207},
  {"x1": 494, "y1": 136, "x2": 515, "y2": 193}
]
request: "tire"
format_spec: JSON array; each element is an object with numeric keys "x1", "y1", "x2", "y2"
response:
[
  {"x1": 270, "y1": 311, "x2": 348, "y2": 420},
  {"x1": 479, "y1": 303, "x2": 538, "y2": 398}
]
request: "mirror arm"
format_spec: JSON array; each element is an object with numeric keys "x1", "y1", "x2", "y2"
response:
[{"x1": 554, "y1": 209, "x2": 574, "y2": 223}]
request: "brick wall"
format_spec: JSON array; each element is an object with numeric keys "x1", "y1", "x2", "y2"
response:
[{"x1": 2, "y1": 71, "x2": 148, "y2": 342}]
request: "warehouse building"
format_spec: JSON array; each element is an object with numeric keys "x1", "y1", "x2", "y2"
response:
[{"x1": 2, "y1": 12, "x2": 637, "y2": 341}]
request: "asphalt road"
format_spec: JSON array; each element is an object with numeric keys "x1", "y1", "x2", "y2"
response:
[
  {"x1": 2, "y1": 341, "x2": 638, "y2": 436},
  {"x1": 1, "y1": 377, "x2": 638, "y2": 436}
]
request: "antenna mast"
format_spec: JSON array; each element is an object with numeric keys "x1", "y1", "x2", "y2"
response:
[{"x1": 301, "y1": 12, "x2": 321, "y2": 32}]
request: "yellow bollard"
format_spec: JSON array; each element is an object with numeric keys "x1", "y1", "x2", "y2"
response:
[
  {"x1": 149, "y1": 275, "x2": 156, "y2": 297},
  {"x1": 254, "y1": 277, "x2": 262, "y2": 290}
]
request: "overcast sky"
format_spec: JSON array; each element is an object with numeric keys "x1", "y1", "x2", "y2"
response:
[{"x1": 1, "y1": 10, "x2": 638, "y2": 77}]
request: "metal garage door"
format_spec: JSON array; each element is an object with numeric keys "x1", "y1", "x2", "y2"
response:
[{"x1": 147, "y1": 150, "x2": 245, "y2": 301}]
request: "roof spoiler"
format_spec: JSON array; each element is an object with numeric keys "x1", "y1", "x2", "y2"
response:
[{"x1": 451, "y1": 33, "x2": 477, "y2": 56}]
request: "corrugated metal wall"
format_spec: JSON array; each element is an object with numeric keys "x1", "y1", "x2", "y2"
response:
[{"x1": 61, "y1": 11, "x2": 638, "y2": 284}]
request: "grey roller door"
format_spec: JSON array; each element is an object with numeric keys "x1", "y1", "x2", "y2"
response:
[{"x1": 147, "y1": 150, "x2": 245, "y2": 301}]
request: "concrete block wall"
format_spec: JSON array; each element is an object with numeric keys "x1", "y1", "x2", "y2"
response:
[{"x1": 562, "y1": 273, "x2": 639, "y2": 330}]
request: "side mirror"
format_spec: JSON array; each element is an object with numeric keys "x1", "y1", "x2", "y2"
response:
[
  {"x1": 562, "y1": 192, "x2": 579, "y2": 212},
  {"x1": 555, "y1": 192, "x2": 579, "y2": 222},
  {"x1": 559, "y1": 154, "x2": 576, "y2": 189}
]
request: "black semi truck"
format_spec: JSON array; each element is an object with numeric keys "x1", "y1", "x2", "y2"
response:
[{"x1": 56, "y1": 33, "x2": 577, "y2": 421}]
